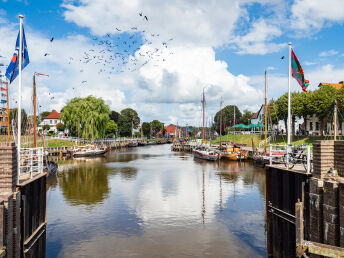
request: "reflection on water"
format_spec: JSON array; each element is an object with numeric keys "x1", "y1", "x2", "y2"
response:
[{"x1": 47, "y1": 144, "x2": 266, "y2": 257}]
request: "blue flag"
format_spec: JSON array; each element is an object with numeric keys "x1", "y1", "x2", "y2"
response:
[{"x1": 5, "y1": 26, "x2": 30, "y2": 84}]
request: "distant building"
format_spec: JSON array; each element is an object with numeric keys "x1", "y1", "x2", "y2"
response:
[
  {"x1": 250, "y1": 105, "x2": 264, "y2": 125},
  {"x1": 38, "y1": 110, "x2": 62, "y2": 133},
  {"x1": 0, "y1": 108, "x2": 10, "y2": 133},
  {"x1": 318, "y1": 81, "x2": 344, "y2": 90},
  {"x1": 165, "y1": 124, "x2": 180, "y2": 136}
]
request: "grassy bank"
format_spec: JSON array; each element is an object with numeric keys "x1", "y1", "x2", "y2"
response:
[{"x1": 212, "y1": 134, "x2": 342, "y2": 147}]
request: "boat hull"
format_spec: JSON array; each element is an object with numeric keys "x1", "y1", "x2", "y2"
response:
[
  {"x1": 128, "y1": 142, "x2": 138, "y2": 147},
  {"x1": 73, "y1": 149, "x2": 108, "y2": 157},
  {"x1": 194, "y1": 150, "x2": 219, "y2": 161}
]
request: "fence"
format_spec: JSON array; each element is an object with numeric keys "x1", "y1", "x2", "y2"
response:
[
  {"x1": 19, "y1": 147, "x2": 44, "y2": 179},
  {"x1": 268, "y1": 144, "x2": 312, "y2": 173}
]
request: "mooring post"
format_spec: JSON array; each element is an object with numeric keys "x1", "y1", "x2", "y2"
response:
[
  {"x1": 307, "y1": 145, "x2": 311, "y2": 173},
  {"x1": 269, "y1": 144, "x2": 272, "y2": 165},
  {"x1": 295, "y1": 201, "x2": 304, "y2": 257}
]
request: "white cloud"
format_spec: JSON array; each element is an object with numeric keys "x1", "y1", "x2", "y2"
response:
[
  {"x1": 303, "y1": 61, "x2": 318, "y2": 66},
  {"x1": 319, "y1": 49, "x2": 338, "y2": 57},
  {"x1": 291, "y1": 0, "x2": 344, "y2": 31},
  {"x1": 232, "y1": 19, "x2": 287, "y2": 55}
]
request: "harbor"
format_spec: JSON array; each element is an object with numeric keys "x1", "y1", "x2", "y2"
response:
[{"x1": 2, "y1": 1, "x2": 344, "y2": 257}]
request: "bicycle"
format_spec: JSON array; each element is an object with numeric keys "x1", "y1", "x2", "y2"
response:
[{"x1": 283, "y1": 145, "x2": 312, "y2": 172}]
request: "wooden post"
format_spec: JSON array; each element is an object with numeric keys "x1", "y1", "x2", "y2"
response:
[
  {"x1": 33, "y1": 74, "x2": 37, "y2": 148},
  {"x1": 334, "y1": 100, "x2": 337, "y2": 140},
  {"x1": 295, "y1": 201, "x2": 304, "y2": 257},
  {"x1": 202, "y1": 89, "x2": 205, "y2": 143},
  {"x1": 264, "y1": 70, "x2": 267, "y2": 153}
]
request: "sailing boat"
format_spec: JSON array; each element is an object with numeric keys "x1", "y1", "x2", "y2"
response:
[
  {"x1": 220, "y1": 106, "x2": 248, "y2": 160},
  {"x1": 138, "y1": 124, "x2": 147, "y2": 146},
  {"x1": 194, "y1": 89, "x2": 220, "y2": 161}
]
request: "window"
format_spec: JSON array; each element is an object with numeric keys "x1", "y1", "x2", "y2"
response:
[
  {"x1": 50, "y1": 120, "x2": 52, "y2": 124},
  {"x1": 309, "y1": 122, "x2": 313, "y2": 131},
  {"x1": 316, "y1": 122, "x2": 319, "y2": 131}
]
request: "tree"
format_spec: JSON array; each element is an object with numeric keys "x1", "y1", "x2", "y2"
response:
[
  {"x1": 39, "y1": 111, "x2": 50, "y2": 123},
  {"x1": 151, "y1": 120, "x2": 164, "y2": 136},
  {"x1": 240, "y1": 109, "x2": 253, "y2": 125},
  {"x1": 9, "y1": 108, "x2": 28, "y2": 135},
  {"x1": 56, "y1": 123, "x2": 65, "y2": 132},
  {"x1": 61, "y1": 96, "x2": 110, "y2": 139},
  {"x1": 105, "y1": 120, "x2": 118, "y2": 138},
  {"x1": 142, "y1": 122, "x2": 151, "y2": 137},
  {"x1": 214, "y1": 105, "x2": 242, "y2": 134},
  {"x1": 42, "y1": 124, "x2": 50, "y2": 131},
  {"x1": 118, "y1": 108, "x2": 140, "y2": 137},
  {"x1": 109, "y1": 110, "x2": 119, "y2": 123}
]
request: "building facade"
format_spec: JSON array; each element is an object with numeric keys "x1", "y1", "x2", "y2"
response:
[{"x1": 38, "y1": 110, "x2": 62, "y2": 133}]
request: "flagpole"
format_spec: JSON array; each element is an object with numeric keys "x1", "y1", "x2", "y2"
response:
[
  {"x1": 18, "y1": 14, "x2": 24, "y2": 181},
  {"x1": 6, "y1": 79, "x2": 10, "y2": 142},
  {"x1": 287, "y1": 42, "x2": 292, "y2": 145}
]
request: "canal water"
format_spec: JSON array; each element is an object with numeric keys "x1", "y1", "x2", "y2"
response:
[{"x1": 46, "y1": 144, "x2": 267, "y2": 257}]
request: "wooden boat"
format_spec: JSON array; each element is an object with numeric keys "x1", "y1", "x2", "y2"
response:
[
  {"x1": 128, "y1": 141, "x2": 138, "y2": 147},
  {"x1": 220, "y1": 146, "x2": 248, "y2": 161},
  {"x1": 194, "y1": 147, "x2": 220, "y2": 161},
  {"x1": 147, "y1": 141, "x2": 157, "y2": 145},
  {"x1": 73, "y1": 148, "x2": 108, "y2": 157},
  {"x1": 138, "y1": 141, "x2": 147, "y2": 146}
]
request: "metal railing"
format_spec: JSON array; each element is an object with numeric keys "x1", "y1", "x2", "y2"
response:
[
  {"x1": 19, "y1": 147, "x2": 44, "y2": 179},
  {"x1": 269, "y1": 144, "x2": 312, "y2": 173}
]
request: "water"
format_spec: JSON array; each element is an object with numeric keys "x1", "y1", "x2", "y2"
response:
[{"x1": 46, "y1": 144, "x2": 267, "y2": 257}]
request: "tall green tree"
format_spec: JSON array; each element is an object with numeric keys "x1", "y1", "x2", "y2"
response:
[
  {"x1": 214, "y1": 105, "x2": 242, "y2": 134},
  {"x1": 105, "y1": 120, "x2": 118, "y2": 138},
  {"x1": 109, "y1": 110, "x2": 120, "y2": 123},
  {"x1": 240, "y1": 109, "x2": 253, "y2": 125},
  {"x1": 61, "y1": 96, "x2": 110, "y2": 139},
  {"x1": 142, "y1": 122, "x2": 151, "y2": 137},
  {"x1": 118, "y1": 108, "x2": 140, "y2": 137},
  {"x1": 151, "y1": 120, "x2": 164, "y2": 136}
]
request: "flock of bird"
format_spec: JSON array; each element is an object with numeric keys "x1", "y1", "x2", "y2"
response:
[{"x1": 42, "y1": 12, "x2": 176, "y2": 101}]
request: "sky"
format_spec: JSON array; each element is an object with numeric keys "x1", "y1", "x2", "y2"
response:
[{"x1": 0, "y1": 0, "x2": 344, "y2": 126}]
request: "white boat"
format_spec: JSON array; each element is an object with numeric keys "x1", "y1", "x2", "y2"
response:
[{"x1": 194, "y1": 147, "x2": 220, "y2": 161}]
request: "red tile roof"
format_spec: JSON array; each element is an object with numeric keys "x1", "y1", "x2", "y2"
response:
[
  {"x1": 45, "y1": 110, "x2": 60, "y2": 119},
  {"x1": 251, "y1": 105, "x2": 263, "y2": 119},
  {"x1": 318, "y1": 81, "x2": 344, "y2": 89}
]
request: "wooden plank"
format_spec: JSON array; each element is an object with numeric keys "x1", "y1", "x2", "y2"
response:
[{"x1": 306, "y1": 241, "x2": 344, "y2": 257}]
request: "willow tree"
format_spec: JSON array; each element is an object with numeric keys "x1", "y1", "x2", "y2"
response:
[{"x1": 61, "y1": 96, "x2": 110, "y2": 139}]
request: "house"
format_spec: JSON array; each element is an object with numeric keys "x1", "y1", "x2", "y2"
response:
[
  {"x1": 250, "y1": 105, "x2": 264, "y2": 125},
  {"x1": 38, "y1": 110, "x2": 62, "y2": 133},
  {"x1": 0, "y1": 108, "x2": 10, "y2": 133},
  {"x1": 305, "y1": 81, "x2": 344, "y2": 135},
  {"x1": 165, "y1": 124, "x2": 180, "y2": 137}
]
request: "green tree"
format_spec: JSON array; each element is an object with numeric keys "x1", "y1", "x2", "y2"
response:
[
  {"x1": 42, "y1": 124, "x2": 50, "y2": 131},
  {"x1": 118, "y1": 108, "x2": 140, "y2": 137},
  {"x1": 9, "y1": 108, "x2": 28, "y2": 135},
  {"x1": 56, "y1": 123, "x2": 65, "y2": 132},
  {"x1": 61, "y1": 96, "x2": 110, "y2": 139},
  {"x1": 105, "y1": 120, "x2": 118, "y2": 138},
  {"x1": 151, "y1": 120, "x2": 164, "y2": 136},
  {"x1": 214, "y1": 105, "x2": 242, "y2": 134},
  {"x1": 142, "y1": 122, "x2": 151, "y2": 137},
  {"x1": 39, "y1": 111, "x2": 50, "y2": 123},
  {"x1": 240, "y1": 109, "x2": 253, "y2": 125},
  {"x1": 109, "y1": 110, "x2": 119, "y2": 123}
]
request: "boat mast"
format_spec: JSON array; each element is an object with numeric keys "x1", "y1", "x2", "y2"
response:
[
  {"x1": 220, "y1": 96, "x2": 223, "y2": 138},
  {"x1": 233, "y1": 106, "x2": 236, "y2": 144},
  {"x1": 334, "y1": 100, "x2": 338, "y2": 140},
  {"x1": 264, "y1": 70, "x2": 267, "y2": 153},
  {"x1": 141, "y1": 124, "x2": 143, "y2": 142},
  {"x1": 33, "y1": 74, "x2": 37, "y2": 148},
  {"x1": 202, "y1": 89, "x2": 205, "y2": 143}
]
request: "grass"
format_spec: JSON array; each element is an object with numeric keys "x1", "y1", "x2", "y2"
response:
[{"x1": 212, "y1": 134, "x2": 343, "y2": 147}]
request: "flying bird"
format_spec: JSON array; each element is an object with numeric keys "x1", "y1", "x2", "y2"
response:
[
  {"x1": 44, "y1": 53, "x2": 49, "y2": 56},
  {"x1": 139, "y1": 12, "x2": 142, "y2": 16},
  {"x1": 115, "y1": 27, "x2": 121, "y2": 31},
  {"x1": 144, "y1": 16, "x2": 148, "y2": 21},
  {"x1": 50, "y1": 37, "x2": 54, "y2": 42},
  {"x1": 281, "y1": 56, "x2": 285, "y2": 59}
]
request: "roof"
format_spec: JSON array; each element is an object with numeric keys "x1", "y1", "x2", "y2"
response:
[
  {"x1": 251, "y1": 105, "x2": 263, "y2": 119},
  {"x1": 318, "y1": 81, "x2": 344, "y2": 90},
  {"x1": 45, "y1": 110, "x2": 60, "y2": 119}
]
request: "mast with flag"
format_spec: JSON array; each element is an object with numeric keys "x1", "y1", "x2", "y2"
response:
[
  {"x1": 287, "y1": 42, "x2": 308, "y2": 145},
  {"x1": 5, "y1": 15, "x2": 30, "y2": 180}
]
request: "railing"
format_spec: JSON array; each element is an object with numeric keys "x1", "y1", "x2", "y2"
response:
[
  {"x1": 258, "y1": 136, "x2": 272, "y2": 149},
  {"x1": 268, "y1": 144, "x2": 312, "y2": 173},
  {"x1": 19, "y1": 147, "x2": 44, "y2": 179}
]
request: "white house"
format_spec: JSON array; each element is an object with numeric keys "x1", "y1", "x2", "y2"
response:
[{"x1": 38, "y1": 110, "x2": 62, "y2": 133}]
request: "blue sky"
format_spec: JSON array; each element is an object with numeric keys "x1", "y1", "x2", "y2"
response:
[{"x1": 1, "y1": 0, "x2": 344, "y2": 125}]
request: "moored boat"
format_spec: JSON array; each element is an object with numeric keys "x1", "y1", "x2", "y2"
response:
[
  {"x1": 128, "y1": 141, "x2": 138, "y2": 147},
  {"x1": 220, "y1": 146, "x2": 248, "y2": 161},
  {"x1": 194, "y1": 147, "x2": 220, "y2": 161},
  {"x1": 73, "y1": 148, "x2": 108, "y2": 157}
]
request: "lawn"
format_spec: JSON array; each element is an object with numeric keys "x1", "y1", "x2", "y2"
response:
[{"x1": 212, "y1": 134, "x2": 342, "y2": 147}]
